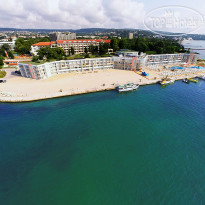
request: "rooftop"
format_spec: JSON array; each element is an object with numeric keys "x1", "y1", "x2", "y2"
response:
[
  {"x1": 56, "y1": 39, "x2": 111, "y2": 44},
  {"x1": 32, "y1": 42, "x2": 56, "y2": 46},
  {"x1": 32, "y1": 39, "x2": 111, "y2": 46}
]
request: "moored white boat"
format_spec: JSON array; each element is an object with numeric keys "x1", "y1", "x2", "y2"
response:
[{"x1": 116, "y1": 83, "x2": 139, "y2": 93}]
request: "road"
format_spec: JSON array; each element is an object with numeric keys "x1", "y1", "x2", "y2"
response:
[{"x1": 1, "y1": 68, "x2": 20, "y2": 80}]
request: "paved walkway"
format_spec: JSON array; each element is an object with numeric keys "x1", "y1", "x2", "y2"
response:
[{"x1": 1, "y1": 68, "x2": 20, "y2": 80}]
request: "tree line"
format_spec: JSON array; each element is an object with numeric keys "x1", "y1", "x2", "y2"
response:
[
  {"x1": 15, "y1": 37, "x2": 50, "y2": 54},
  {"x1": 28, "y1": 36, "x2": 187, "y2": 63},
  {"x1": 15, "y1": 36, "x2": 187, "y2": 57},
  {"x1": 0, "y1": 44, "x2": 14, "y2": 68},
  {"x1": 32, "y1": 47, "x2": 66, "y2": 62},
  {"x1": 110, "y1": 37, "x2": 186, "y2": 54}
]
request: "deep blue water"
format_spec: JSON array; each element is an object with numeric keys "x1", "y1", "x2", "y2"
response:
[{"x1": 0, "y1": 80, "x2": 205, "y2": 205}]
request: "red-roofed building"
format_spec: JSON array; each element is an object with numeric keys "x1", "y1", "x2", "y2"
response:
[
  {"x1": 31, "y1": 39, "x2": 111, "y2": 55},
  {"x1": 31, "y1": 41, "x2": 57, "y2": 55}
]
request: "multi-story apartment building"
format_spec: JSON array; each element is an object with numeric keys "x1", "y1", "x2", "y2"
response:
[
  {"x1": 129, "y1": 32, "x2": 134, "y2": 39},
  {"x1": 19, "y1": 57, "x2": 114, "y2": 79},
  {"x1": 31, "y1": 39, "x2": 111, "y2": 55},
  {"x1": 50, "y1": 32, "x2": 76, "y2": 41},
  {"x1": 18, "y1": 53, "x2": 198, "y2": 80},
  {"x1": 113, "y1": 53, "x2": 198, "y2": 71},
  {"x1": 56, "y1": 39, "x2": 111, "y2": 55}
]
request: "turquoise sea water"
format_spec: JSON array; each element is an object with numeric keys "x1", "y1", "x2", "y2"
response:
[
  {"x1": 171, "y1": 66, "x2": 205, "y2": 70},
  {"x1": 1, "y1": 80, "x2": 205, "y2": 205}
]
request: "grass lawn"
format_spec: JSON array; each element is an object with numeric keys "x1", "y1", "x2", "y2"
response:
[
  {"x1": 21, "y1": 54, "x2": 112, "y2": 65},
  {"x1": 21, "y1": 60, "x2": 56, "y2": 65},
  {"x1": 0, "y1": 70, "x2": 6, "y2": 78}
]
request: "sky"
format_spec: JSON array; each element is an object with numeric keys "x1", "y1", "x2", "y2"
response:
[{"x1": 0, "y1": 0, "x2": 204, "y2": 34}]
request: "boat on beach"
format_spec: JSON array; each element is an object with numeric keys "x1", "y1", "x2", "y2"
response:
[{"x1": 116, "y1": 83, "x2": 139, "y2": 93}]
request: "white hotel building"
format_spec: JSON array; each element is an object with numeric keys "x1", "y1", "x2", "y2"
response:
[
  {"x1": 19, "y1": 58, "x2": 114, "y2": 80},
  {"x1": 19, "y1": 53, "x2": 198, "y2": 80}
]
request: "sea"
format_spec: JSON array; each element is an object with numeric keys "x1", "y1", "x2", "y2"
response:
[
  {"x1": 1, "y1": 79, "x2": 205, "y2": 205},
  {"x1": 182, "y1": 40, "x2": 205, "y2": 59}
]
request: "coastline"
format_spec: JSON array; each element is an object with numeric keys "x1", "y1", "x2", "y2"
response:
[{"x1": 0, "y1": 69, "x2": 204, "y2": 103}]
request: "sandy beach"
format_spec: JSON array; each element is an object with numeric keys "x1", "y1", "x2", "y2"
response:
[{"x1": 0, "y1": 68, "x2": 205, "y2": 102}]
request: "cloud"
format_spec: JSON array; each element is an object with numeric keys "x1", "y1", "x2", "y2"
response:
[{"x1": 0, "y1": 0, "x2": 145, "y2": 29}]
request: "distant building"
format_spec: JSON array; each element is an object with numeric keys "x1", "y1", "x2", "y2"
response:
[
  {"x1": 117, "y1": 50, "x2": 139, "y2": 57},
  {"x1": 129, "y1": 32, "x2": 134, "y2": 39},
  {"x1": 50, "y1": 32, "x2": 76, "y2": 41},
  {"x1": 0, "y1": 40, "x2": 16, "y2": 50},
  {"x1": 56, "y1": 39, "x2": 111, "y2": 55},
  {"x1": 31, "y1": 39, "x2": 111, "y2": 55}
]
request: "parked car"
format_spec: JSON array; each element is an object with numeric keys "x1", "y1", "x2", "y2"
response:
[
  {"x1": 0, "y1": 80, "x2": 6, "y2": 83},
  {"x1": 15, "y1": 71, "x2": 21, "y2": 75}
]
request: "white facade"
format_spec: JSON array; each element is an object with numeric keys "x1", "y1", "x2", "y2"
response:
[
  {"x1": 19, "y1": 57, "x2": 114, "y2": 80},
  {"x1": 19, "y1": 53, "x2": 198, "y2": 80},
  {"x1": 0, "y1": 40, "x2": 16, "y2": 50},
  {"x1": 30, "y1": 45, "x2": 39, "y2": 56},
  {"x1": 114, "y1": 53, "x2": 198, "y2": 71}
]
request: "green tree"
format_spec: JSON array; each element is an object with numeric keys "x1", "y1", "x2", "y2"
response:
[
  {"x1": 84, "y1": 47, "x2": 88, "y2": 54},
  {"x1": 8, "y1": 51, "x2": 14, "y2": 59},
  {"x1": 155, "y1": 46, "x2": 163, "y2": 54},
  {"x1": 89, "y1": 45, "x2": 95, "y2": 55},
  {"x1": 99, "y1": 43, "x2": 109, "y2": 55},
  {"x1": 15, "y1": 37, "x2": 50, "y2": 55},
  {"x1": 32, "y1": 55, "x2": 39, "y2": 62},
  {"x1": 0, "y1": 56, "x2": 4, "y2": 68},
  {"x1": 84, "y1": 53, "x2": 90, "y2": 58},
  {"x1": 89, "y1": 45, "x2": 98, "y2": 55},
  {"x1": 119, "y1": 39, "x2": 128, "y2": 49},
  {"x1": 0, "y1": 47, "x2": 6, "y2": 57},
  {"x1": 37, "y1": 47, "x2": 65, "y2": 61},
  {"x1": 71, "y1": 47, "x2": 75, "y2": 55},
  {"x1": 110, "y1": 38, "x2": 119, "y2": 51},
  {"x1": 2, "y1": 44, "x2": 11, "y2": 52}
]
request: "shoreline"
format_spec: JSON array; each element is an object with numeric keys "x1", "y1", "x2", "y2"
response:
[
  {"x1": 0, "y1": 69, "x2": 204, "y2": 103},
  {"x1": 0, "y1": 80, "x2": 159, "y2": 103}
]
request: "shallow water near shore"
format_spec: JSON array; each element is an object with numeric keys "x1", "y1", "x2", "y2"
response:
[{"x1": 1, "y1": 80, "x2": 205, "y2": 205}]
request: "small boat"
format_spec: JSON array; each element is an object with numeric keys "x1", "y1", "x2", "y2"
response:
[
  {"x1": 187, "y1": 78, "x2": 198, "y2": 83},
  {"x1": 182, "y1": 78, "x2": 189, "y2": 84},
  {"x1": 198, "y1": 76, "x2": 205, "y2": 80},
  {"x1": 116, "y1": 83, "x2": 139, "y2": 93},
  {"x1": 126, "y1": 83, "x2": 139, "y2": 90},
  {"x1": 159, "y1": 79, "x2": 175, "y2": 85}
]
